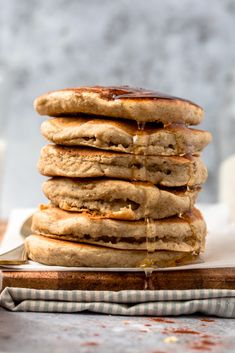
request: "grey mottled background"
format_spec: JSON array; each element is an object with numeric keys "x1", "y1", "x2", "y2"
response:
[{"x1": 0, "y1": 0, "x2": 235, "y2": 216}]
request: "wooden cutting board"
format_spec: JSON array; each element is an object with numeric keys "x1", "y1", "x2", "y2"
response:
[{"x1": 1, "y1": 220, "x2": 235, "y2": 291}]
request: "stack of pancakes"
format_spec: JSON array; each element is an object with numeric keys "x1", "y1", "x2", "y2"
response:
[{"x1": 25, "y1": 86, "x2": 212, "y2": 268}]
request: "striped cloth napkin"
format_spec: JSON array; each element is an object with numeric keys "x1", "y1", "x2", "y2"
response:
[{"x1": 1, "y1": 287, "x2": 235, "y2": 317}]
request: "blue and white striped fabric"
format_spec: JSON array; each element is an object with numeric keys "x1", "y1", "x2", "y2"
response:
[{"x1": 1, "y1": 287, "x2": 235, "y2": 317}]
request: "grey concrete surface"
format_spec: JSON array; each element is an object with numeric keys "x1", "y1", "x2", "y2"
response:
[
  {"x1": 1, "y1": 0, "x2": 235, "y2": 215},
  {"x1": 0, "y1": 309, "x2": 235, "y2": 353}
]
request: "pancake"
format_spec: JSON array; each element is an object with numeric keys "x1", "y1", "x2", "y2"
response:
[
  {"x1": 41, "y1": 117, "x2": 212, "y2": 156},
  {"x1": 34, "y1": 86, "x2": 204, "y2": 125},
  {"x1": 31, "y1": 205, "x2": 206, "y2": 252},
  {"x1": 38, "y1": 145, "x2": 207, "y2": 187},
  {"x1": 43, "y1": 178, "x2": 200, "y2": 220},
  {"x1": 25, "y1": 234, "x2": 201, "y2": 268}
]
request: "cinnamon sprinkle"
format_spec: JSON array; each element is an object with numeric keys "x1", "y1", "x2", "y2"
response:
[
  {"x1": 200, "y1": 318, "x2": 215, "y2": 323},
  {"x1": 190, "y1": 339, "x2": 221, "y2": 351},
  {"x1": 163, "y1": 328, "x2": 200, "y2": 335},
  {"x1": 151, "y1": 318, "x2": 175, "y2": 324}
]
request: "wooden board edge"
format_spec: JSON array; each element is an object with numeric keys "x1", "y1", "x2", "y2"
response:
[{"x1": 1, "y1": 268, "x2": 235, "y2": 291}]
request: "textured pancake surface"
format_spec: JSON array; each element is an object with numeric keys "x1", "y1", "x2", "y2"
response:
[
  {"x1": 34, "y1": 86, "x2": 204, "y2": 125},
  {"x1": 31, "y1": 205, "x2": 206, "y2": 252},
  {"x1": 38, "y1": 145, "x2": 207, "y2": 187},
  {"x1": 25, "y1": 234, "x2": 200, "y2": 268},
  {"x1": 43, "y1": 178, "x2": 199, "y2": 220},
  {"x1": 41, "y1": 117, "x2": 212, "y2": 156}
]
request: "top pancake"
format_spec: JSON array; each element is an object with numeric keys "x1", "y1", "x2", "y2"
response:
[{"x1": 34, "y1": 86, "x2": 204, "y2": 125}]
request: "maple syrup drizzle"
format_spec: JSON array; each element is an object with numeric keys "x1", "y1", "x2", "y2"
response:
[
  {"x1": 186, "y1": 154, "x2": 195, "y2": 189},
  {"x1": 137, "y1": 121, "x2": 146, "y2": 131},
  {"x1": 163, "y1": 122, "x2": 187, "y2": 156},
  {"x1": 73, "y1": 86, "x2": 201, "y2": 108},
  {"x1": 179, "y1": 211, "x2": 198, "y2": 253},
  {"x1": 144, "y1": 268, "x2": 154, "y2": 290},
  {"x1": 145, "y1": 217, "x2": 156, "y2": 253},
  {"x1": 143, "y1": 129, "x2": 156, "y2": 260},
  {"x1": 109, "y1": 86, "x2": 200, "y2": 108},
  {"x1": 172, "y1": 126, "x2": 181, "y2": 156},
  {"x1": 131, "y1": 121, "x2": 157, "y2": 273},
  {"x1": 187, "y1": 186, "x2": 195, "y2": 210}
]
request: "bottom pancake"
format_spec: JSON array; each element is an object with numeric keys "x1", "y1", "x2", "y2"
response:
[{"x1": 25, "y1": 234, "x2": 200, "y2": 268}]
